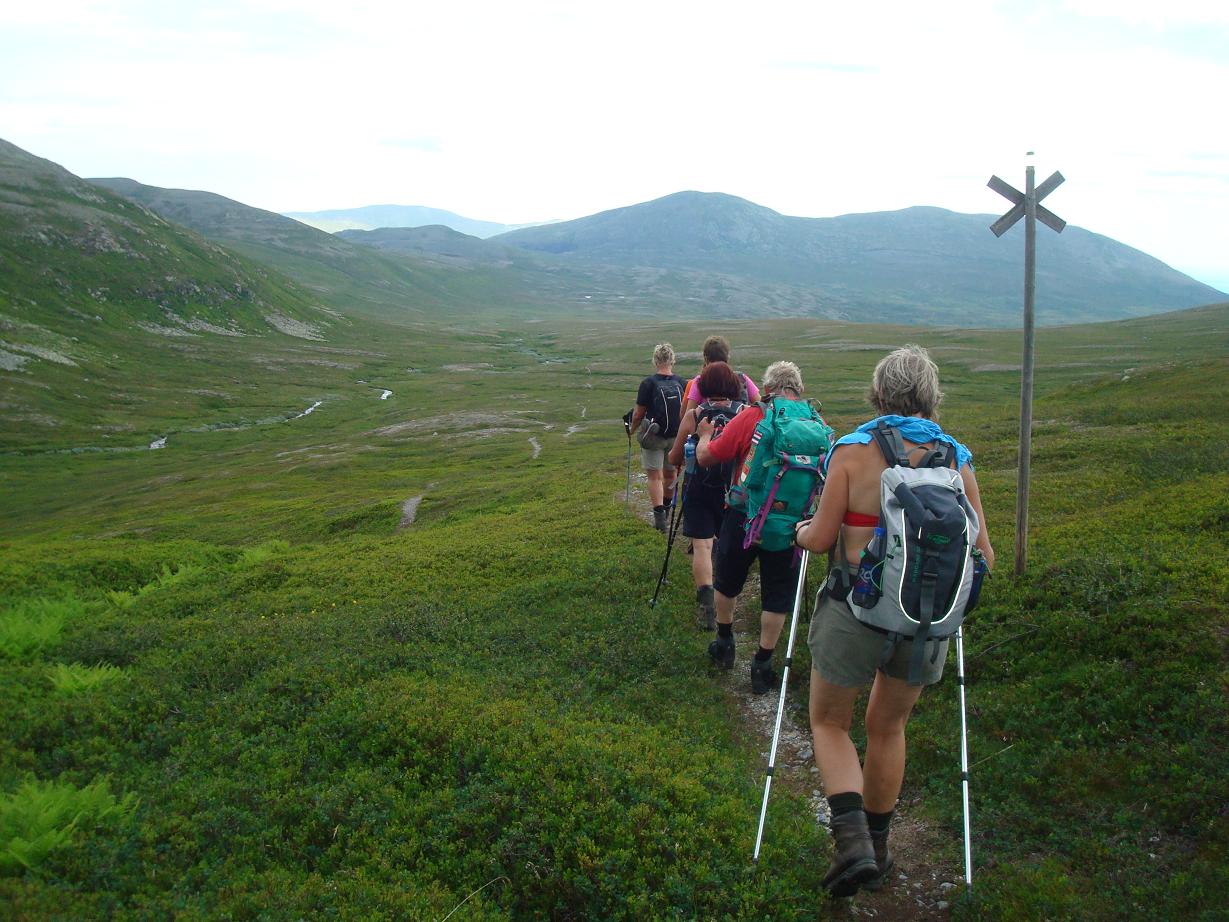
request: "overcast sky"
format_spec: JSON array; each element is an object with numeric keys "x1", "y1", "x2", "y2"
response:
[{"x1": 3, "y1": 0, "x2": 1227, "y2": 291}]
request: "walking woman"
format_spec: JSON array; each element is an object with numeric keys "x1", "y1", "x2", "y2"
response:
[
  {"x1": 794, "y1": 345, "x2": 995, "y2": 897},
  {"x1": 667, "y1": 360, "x2": 745, "y2": 630}
]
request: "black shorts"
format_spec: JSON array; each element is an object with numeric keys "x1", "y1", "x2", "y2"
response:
[
  {"x1": 713, "y1": 509, "x2": 802, "y2": 613},
  {"x1": 682, "y1": 482, "x2": 724, "y2": 540}
]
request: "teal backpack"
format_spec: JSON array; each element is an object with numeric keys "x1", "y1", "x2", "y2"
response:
[{"x1": 728, "y1": 398, "x2": 834, "y2": 551}]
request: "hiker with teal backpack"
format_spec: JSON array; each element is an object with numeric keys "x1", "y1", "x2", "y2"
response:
[
  {"x1": 667, "y1": 360, "x2": 746, "y2": 630},
  {"x1": 629, "y1": 343, "x2": 687, "y2": 532},
  {"x1": 795, "y1": 345, "x2": 995, "y2": 898},
  {"x1": 695, "y1": 361, "x2": 833, "y2": 694}
]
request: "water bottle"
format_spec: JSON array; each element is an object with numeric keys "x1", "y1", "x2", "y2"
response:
[
  {"x1": 851, "y1": 527, "x2": 886, "y2": 608},
  {"x1": 684, "y1": 435, "x2": 698, "y2": 474},
  {"x1": 965, "y1": 549, "x2": 989, "y2": 613}
]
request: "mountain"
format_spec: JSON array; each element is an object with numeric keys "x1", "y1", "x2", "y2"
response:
[
  {"x1": 493, "y1": 191, "x2": 1225, "y2": 325},
  {"x1": 283, "y1": 204, "x2": 548, "y2": 238},
  {"x1": 0, "y1": 140, "x2": 331, "y2": 358},
  {"x1": 89, "y1": 177, "x2": 465, "y2": 318},
  {"x1": 336, "y1": 225, "x2": 524, "y2": 266}
]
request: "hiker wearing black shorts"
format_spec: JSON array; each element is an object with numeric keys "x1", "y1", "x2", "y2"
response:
[
  {"x1": 695, "y1": 361, "x2": 812, "y2": 695},
  {"x1": 795, "y1": 345, "x2": 995, "y2": 897},
  {"x1": 630, "y1": 343, "x2": 686, "y2": 532},
  {"x1": 668, "y1": 361, "x2": 745, "y2": 630}
]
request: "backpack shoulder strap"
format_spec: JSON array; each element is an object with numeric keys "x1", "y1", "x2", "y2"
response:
[
  {"x1": 916, "y1": 441, "x2": 957, "y2": 469},
  {"x1": 870, "y1": 420, "x2": 911, "y2": 468}
]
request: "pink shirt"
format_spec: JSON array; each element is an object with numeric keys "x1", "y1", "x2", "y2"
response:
[{"x1": 685, "y1": 372, "x2": 760, "y2": 405}]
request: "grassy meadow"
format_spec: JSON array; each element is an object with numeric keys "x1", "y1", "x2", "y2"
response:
[{"x1": 1, "y1": 302, "x2": 1227, "y2": 919}]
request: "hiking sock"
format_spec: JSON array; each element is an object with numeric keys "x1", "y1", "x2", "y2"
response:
[
  {"x1": 754, "y1": 646, "x2": 774, "y2": 662},
  {"x1": 827, "y1": 791, "x2": 865, "y2": 819},
  {"x1": 717, "y1": 622, "x2": 733, "y2": 639},
  {"x1": 865, "y1": 809, "x2": 894, "y2": 834}
]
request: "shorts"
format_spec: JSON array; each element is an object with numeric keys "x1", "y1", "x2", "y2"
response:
[
  {"x1": 639, "y1": 432, "x2": 675, "y2": 472},
  {"x1": 682, "y1": 482, "x2": 724, "y2": 540},
  {"x1": 807, "y1": 567, "x2": 949, "y2": 687},
  {"x1": 713, "y1": 509, "x2": 802, "y2": 613}
]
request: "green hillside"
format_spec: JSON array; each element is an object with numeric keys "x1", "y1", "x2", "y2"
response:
[
  {"x1": 496, "y1": 192, "x2": 1225, "y2": 325},
  {"x1": 2, "y1": 295, "x2": 1226, "y2": 917}
]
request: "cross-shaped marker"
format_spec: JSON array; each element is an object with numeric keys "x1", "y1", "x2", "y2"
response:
[{"x1": 989, "y1": 172, "x2": 1067, "y2": 236}]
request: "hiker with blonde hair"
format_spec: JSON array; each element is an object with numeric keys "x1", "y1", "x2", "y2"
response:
[
  {"x1": 629, "y1": 343, "x2": 687, "y2": 532},
  {"x1": 696, "y1": 360, "x2": 832, "y2": 693},
  {"x1": 795, "y1": 344, "x2": 994, "y2": 897}
]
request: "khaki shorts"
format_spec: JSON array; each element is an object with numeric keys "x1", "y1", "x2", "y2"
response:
[
  {"x1": 639, "y1": 432, "x2": 675, "y2": 471},
  {"x1": 807, "y1": 568, "x2": 949, "y2": 687}
]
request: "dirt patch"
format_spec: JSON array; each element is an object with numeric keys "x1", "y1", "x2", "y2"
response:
[
  {"x1": 399, "y1": 495, "x2": 424, "y2": 528},
  {"x1": 442, "y1": 362, "x2": 494, "y2": 372},
  {"x1": 528, "y1": 437, "x2": 542, "y2": 459},
  {"x1": 375, "y1": 411, "x2": 542, "y2": 438}
]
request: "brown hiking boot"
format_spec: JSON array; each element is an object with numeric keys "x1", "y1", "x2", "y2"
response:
[
  {"x1": 695, "y1": 585, "x2": 716, "y2": 630},
  {"x1": 862, "y1": 826, "x2": 895, "y2": 891},
  {"x1": 822, "y1": 811, "x2": 879, "y2": 898}
]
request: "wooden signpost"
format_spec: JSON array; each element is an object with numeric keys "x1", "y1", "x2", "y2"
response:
[{"x1": 988, "y1": 153, "x2": 1066, "y2": 576}]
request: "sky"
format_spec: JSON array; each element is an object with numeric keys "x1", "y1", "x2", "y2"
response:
[{"x1": 3, "y1": 0, "x2": 1227, "y2": 292}]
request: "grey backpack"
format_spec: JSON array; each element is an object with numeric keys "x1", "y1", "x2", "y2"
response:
[{"x1": 847, "y1": 422, "x2": 981, "y2": 684}]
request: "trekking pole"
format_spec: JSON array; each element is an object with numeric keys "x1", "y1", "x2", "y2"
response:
[
  {"x1": 623, "y1": 410, "x2": 634, "y2": 510},
  {"x1": 956, "y1": 625, "x2": 974, "y2": 891},
  {"x1": 753, "y1": 547, "x2": 810, "y2": 861},
  {"x1": 648, "y1": 469, "x2": 687, "y2": 608},
  {"x1": 649, "y1": 439, "x2": 695, "y2": 607}
]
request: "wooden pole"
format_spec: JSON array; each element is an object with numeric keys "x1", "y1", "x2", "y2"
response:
[{"x1": 1015, "y1": 156, "x2": 1037, "y2": 576}]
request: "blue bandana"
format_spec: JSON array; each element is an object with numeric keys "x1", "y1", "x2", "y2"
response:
[{"x1": 825, "y1": 415, "x2": 973, "y2": 472}]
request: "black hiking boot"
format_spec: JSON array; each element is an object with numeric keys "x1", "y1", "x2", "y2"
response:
[
  {"x1": 822, "y1": 811, "x2": 880, "y2": 898},
  {"x1": 695, "y1": 585, "x2": 716, "y2": 631},
  {"x1": 652, "y1": 506, "x2": 668, "y2": 533},
  {"x1": 750, "y1": 656, "x2": 778, "y2": 695},
  {"x1": 863, "y1": 826, "x2": 895, "y2": 891},
  {"x1": 707, "y1": 632, "x2": 735, "y2": 669}
]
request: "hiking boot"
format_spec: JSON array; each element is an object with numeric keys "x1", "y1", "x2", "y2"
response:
[
  {"x1": 750, "y1": 656, "x2": 778, "y2": 695},
  {"x1": 652, "y1": 506, "x2": 668, "y2": 533},
  {"x1": 822, "y1": 811, "x2": 880, "y2": 898},
  {"x1": 707, "y1": 632, "x2": 735, "y2": 669},
  {"x1": 863, "y1": 826, "x2": 895, "y2": 891},
  {"x1": 695, "y1": 585, "x2": 716, "y2": 631}
]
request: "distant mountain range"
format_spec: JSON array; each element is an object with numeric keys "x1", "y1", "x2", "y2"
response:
[
  {"x1": 283, "y1": 204, "x2": 551, "y2": 238},
  {"x1": 490, "y1": 191, "x2": 1226, "y2": 325},
  {"x1": 2, "y1": 136, "x2": 1223, "y2": 339}
]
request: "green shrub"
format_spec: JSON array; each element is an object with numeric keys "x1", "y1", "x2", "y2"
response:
[
  {"x1": 236, "y1": 540, "x2": 291, "y2": 568},
  {"x1": 46, "y1": 663, "x2": 127, "y2": 695},
  {"x1": 0, "y1": 598, "x2": 82, "y2": 660},
  {"x1": 0, "y1": 779, "x2": 137, "y2": 875}
]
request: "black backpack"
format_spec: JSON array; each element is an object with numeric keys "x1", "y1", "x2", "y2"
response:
[
  {"x1": 694, "y1": 400, "x2": 745, "y2": 489},
  {"x1": 648, "y1": 376, "x2": 685, "y2": 439}
]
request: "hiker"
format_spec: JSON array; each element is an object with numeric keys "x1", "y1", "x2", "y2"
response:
[
  {"x1": 667, "y1": 361, "x2": 745, "y2": 630},
  {"x1": 794, "y1": 344, "x2": 995, "y2": 897},
  {"x1": 681, "y1": 335, "x2": 760, "y2": 415},
  {"x1": 629, "y1": 343, "x2": 687, "y2": 532},
  {"x1": 695, "y1": 360, "x2": 829, "y2": 694}
]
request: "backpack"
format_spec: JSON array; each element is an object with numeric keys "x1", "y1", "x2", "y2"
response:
[
  {"x1": 728, "y1": 398, "x2": 834, "y2": 552},
  {"x1": 647, "y1": 376, "x2": 685, "y2": 439},
  {"x1": 846, "y1": 421, "x2": 981, "y2": 685},
  {"x1": 694, "y1": 400, "x2": 745, "y2": 490}
]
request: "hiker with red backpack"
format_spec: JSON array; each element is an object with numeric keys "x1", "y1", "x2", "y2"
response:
[
  {"x1": 794, "y1": 345, "x2": 995, "y2": 898},
  {"x1": 629, "y1": 343, "x2": 687, "y2": 532},
  {"x1": 667, "y1": 361, "x2": 746, "y2": 630},
  {"x1": 681, "y1": 335, "x2": 760, "y2": 415},
  {"x1": 695, "y1": 361, "x2": 833, "y2": 694}
]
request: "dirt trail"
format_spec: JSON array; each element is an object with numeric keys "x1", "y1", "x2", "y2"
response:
[
  {"x1": 398, "y1": 495, "x2": 423, "y2": 528},
  {"x1": 624, "y1": 484, "x2": 961, "y2": 918}
]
